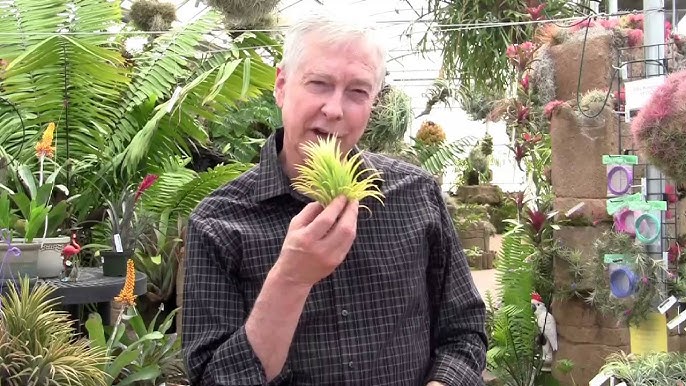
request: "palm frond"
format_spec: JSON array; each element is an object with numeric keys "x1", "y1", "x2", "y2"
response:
[{"x1": 141, "y1": 163, "x2": 251, "y2": 219}]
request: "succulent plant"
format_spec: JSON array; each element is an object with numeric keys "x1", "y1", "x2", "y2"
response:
[
  {"x1": 416, "y1": 120, "x2": 446, "y2": 146},
  {"x1": 631, "y1": 69, "x2": 686, "y2": 183},
  {"x1": 292, "y1": 136, "x2": 385, "y2": 211}
]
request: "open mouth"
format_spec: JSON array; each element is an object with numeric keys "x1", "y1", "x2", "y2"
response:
[{"x1": 313, "y1": 128, "x2": 333, "y2": 138}]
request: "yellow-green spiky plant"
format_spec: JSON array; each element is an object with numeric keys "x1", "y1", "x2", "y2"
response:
[{"x1": 292, "y1": 135, "x2": 385, "y2": 212}]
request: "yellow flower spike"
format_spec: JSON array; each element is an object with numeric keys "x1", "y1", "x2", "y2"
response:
[
  {"x1": 114, "y1": 259, "x2": 137, "y2": 307},
  {"x1": 291, "y1": 135, "x2": 385, "y2": 212},
  {"x1": 35, "y1": 122, "x2": 56, "y2": 159}
]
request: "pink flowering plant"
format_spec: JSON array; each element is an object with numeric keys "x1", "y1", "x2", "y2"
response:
[{"x1": 104, "y1": 174, "x2": 158, "y2": 252}]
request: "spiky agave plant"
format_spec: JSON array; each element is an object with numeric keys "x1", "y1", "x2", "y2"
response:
[{"x1": 292, "y1": 136, "x2": 385, "y2": 211}]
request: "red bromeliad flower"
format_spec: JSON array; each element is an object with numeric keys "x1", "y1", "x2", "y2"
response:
[
  {"x1": 526, "y1": 207, "x2": 547, "y2": 235},
  {"x1": 517, "y1": 104, "x2": 530, "y2": 123},
  {"x1": 522, "y1": 132, "x2": 542, "y2": 144},
  {"x1": 134, "y1": 174, "x2": 158, "y2": 202},
  {"x1": 514, "y1": 192, "x2": 526, "y2": 212},
  {"x1": 526, "y1": 4, "x2": 546, "y2": 21},
  {"x1": 506, "y1": 41, "x2": 536, "y2": 71},
  {"x1": 520, "y1": 73, "x2": 530, "y2": 93}
]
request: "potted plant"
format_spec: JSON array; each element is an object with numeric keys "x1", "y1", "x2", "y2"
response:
[
  {"x1": 102, "y1": 174, "x2": 157, "y2": 276},
  {"x1": 0, "y1": 123, "x2": 77, "y2": 278}
]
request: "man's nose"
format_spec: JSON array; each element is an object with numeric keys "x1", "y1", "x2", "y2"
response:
[{"x1": 321, "y1": 92, "x2": 343, "y2": 120}]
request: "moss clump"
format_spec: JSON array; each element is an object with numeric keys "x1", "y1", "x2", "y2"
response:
[
  {"x1": 129, "y1": 0, "x2": 176, "y2": 31},
  {"x1": 205, "y1": 0, "x2": 279, "y2": 27}
]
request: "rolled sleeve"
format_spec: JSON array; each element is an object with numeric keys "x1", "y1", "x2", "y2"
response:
[
  {"x1": 182, "y1": 214, "x2": 291, "y2": 385},
  {"x1": 425, "y1": 180, "x2": 488, "y2": 386}
]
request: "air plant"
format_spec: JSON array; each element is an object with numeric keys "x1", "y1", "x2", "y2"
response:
[
  {"x1": 291, "y1": 136, "x2": 385, "y2": 212},
  {"x1": 631, "y1": 69, "x2": 686, "y2": 183}
]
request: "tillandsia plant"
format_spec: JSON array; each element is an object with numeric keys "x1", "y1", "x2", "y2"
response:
[{"x1": 291, "y1": 136, "x2": 385, "y2": 212}]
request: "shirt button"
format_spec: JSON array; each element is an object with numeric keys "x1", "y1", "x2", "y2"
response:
[
  {"x1": 341, "y1": 309, "x2": 349, "y2": 317},
  {"x1": 348, "y1": 361, "x2": 354, "y2": 368}
]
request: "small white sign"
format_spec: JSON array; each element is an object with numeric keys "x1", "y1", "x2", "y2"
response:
[
  {"x1": 114, "y1": 233, "x2": 123, "y2": 253},
  {"x1": 589, "y1": 372, "x2": 611, "y2": 386},
  {"x1": 615, "y1": 382, "x2": 627, "y2": 386},
  {"x1": 624, "y1": 76, "x2": 666, "y2": 112},
  {"x1": 658, "y1": 296, "x2": 677, "y2": 314},
  {"x1": 667, "y1": 310, "x2": 686, "y2": 330}
]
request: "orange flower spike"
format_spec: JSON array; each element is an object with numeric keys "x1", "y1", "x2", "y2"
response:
[
  {"x1": 35, "y1": 122, "x2": 56, "y2": 159},
  {"x1": 114, "y1": 259, "x2": 137, "y2": 307}
]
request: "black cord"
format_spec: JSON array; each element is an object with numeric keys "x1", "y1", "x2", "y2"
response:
[{"x1": 0, "y1": 95, "x2": 26, "y2": 168}]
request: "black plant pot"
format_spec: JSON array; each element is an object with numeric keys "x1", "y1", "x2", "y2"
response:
[{"x1": 101, "y1": 250, "x2": 133, "y2": 277}]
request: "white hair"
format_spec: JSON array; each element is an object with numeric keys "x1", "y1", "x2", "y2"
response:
[{"x1": 278, "y1": 10, "x2": 387, "y2": 93}]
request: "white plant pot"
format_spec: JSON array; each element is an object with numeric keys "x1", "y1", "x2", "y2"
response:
[{"x1": 15, "y1": 237, "x2": 70, "y2": 278}]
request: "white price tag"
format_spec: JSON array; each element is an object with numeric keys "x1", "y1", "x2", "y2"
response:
[
  {"x1": 658, "y1": 296, "x2": 677, "y2": 314},
  {"x1": 667, "y1": 310, "x2": 686, "y2": 330},
  {"x1": 114, "y1": 233, "x2": 123, "y2": 253},
  {"x1": 624, "y1": 76, "x2": 665, "y2": 112}
]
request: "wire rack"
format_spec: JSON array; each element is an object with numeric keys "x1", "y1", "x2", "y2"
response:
[{"x1": 614, "y1": 42, "x2": 680, "y2": 276}]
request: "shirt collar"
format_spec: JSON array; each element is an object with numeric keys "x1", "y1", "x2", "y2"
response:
[{"x1": 253, "y1": 128, "x2": 383, "y2": 203}]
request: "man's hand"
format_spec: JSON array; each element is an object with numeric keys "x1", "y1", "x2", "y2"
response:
[{"x1": 271, "y1": 195, "x2": 359, "y2": 288}]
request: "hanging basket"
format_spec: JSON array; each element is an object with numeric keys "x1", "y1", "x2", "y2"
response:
[{"x1": 631, "y1": 69, "x2": 686, "y2": 183}]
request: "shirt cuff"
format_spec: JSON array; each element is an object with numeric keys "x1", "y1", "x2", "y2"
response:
[
  {"x1": 426, "y1": 352, "x2": 484, "y2": 386},
  {"x1": 206, "y1": 324, "x2": 292, "y2": 385}
]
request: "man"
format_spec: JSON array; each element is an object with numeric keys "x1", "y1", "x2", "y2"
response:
[{"x1": 182, "y1": 11, "x2": 487, "y2": 386}]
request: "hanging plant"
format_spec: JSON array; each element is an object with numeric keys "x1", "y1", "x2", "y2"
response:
[
  {"x1": 558, "y1": 230, "x2": 670, "y2": 326},
  {"x1": 359, "y1": 85, "x2": 412, "y2": 153},
  {"x1": 129, "y1": 0, "x2": 177, "y2": 31},
  {"x1": 204, "y1": 0, "x2": 279, "y2": 27},
  {"x1": 631, "y1": 69, "x2": 686, "y2": 183},
  {"x1": 416, "y1": 0, "x2": 578, "y2": 95}
]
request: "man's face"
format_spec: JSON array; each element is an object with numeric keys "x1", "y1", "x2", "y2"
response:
[{"x1": 274, "y1": 35, "x2": 380, "y2": 174}]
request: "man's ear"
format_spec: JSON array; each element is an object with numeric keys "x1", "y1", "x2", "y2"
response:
[{"x1": 274, "y1": 66, "x2": 286, "y2": 108}]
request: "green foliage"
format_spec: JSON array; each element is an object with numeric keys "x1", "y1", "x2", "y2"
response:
[
  {"x1": 488, "y1": 195, "x2": 520, "y2": 234},
  {"x1": 141, "y1": 163, "x2": 251, "y2": 222},
  {"x1": 0, "y1": 0, "x2": 278, "y2": 222},
  {"x1": 86, "y1": 306, "x2": 185, "y2": 385},
  {"x1": 487, "y1": 225, "x2": 545, "y2": 386},
  {"x1": 0, "y1": 162, "x2": 78, "y2": 240},
  {"x1": 404, "y1": 137, "x2": 476, "y2": 176},
  {"x1": 0, "y1": 277, "x2": 109, "y2": 385},
  {"x1": 599, "y1": 351, "x2": 686, "y2": 385},
  {"x1": 360, "y1": 85, "x2": 413, "y2": 153},
  {"x1": 210, "y1": 91, "x2": 282, "y2": 163}
]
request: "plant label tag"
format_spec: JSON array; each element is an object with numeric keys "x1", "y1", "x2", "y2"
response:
[
  {"x1": 565, "y1": 202, "x2": 585, "y2": 217},
  {"x1": 114, "y1": 234, "x2": 123, "y2": 253},
  {"x1": 658, "y1": 296, "x2": 677, "y2": 314},
  {"x1": 624, "y1": 76, "x2": 665, "y2": 111},
  {"x1": 667, "y1": 310, "x2": 686, "y2": 330},
  {"x1": 615, "y1": 383, "x2": 627, "y2": 386},
  {"x1": 589, "y1": 372, "x2": 611, "y2": 386}
]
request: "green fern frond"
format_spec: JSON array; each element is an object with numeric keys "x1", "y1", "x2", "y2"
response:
[
  {"x1": 410, "y1": 137, "x2": 475, "y2": 175},
  {"x1": 141, "y1": 163, "x2": 250, "y2": 218}
]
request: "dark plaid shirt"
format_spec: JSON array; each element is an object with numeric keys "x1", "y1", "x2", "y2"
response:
[{"x1": 182, "y1": 129, "x2": 487, "y2": 386}]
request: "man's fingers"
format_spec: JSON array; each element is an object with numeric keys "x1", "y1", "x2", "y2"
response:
[
  {"x1": 305, "y1": 196, "x2": 349, "y2": 239},
  {"x1": 290, "y1": 201, "x2": 325, "y2": 229},
  {"x1": 322, "y1": 200, "x2": 359, "y2": 248}
]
